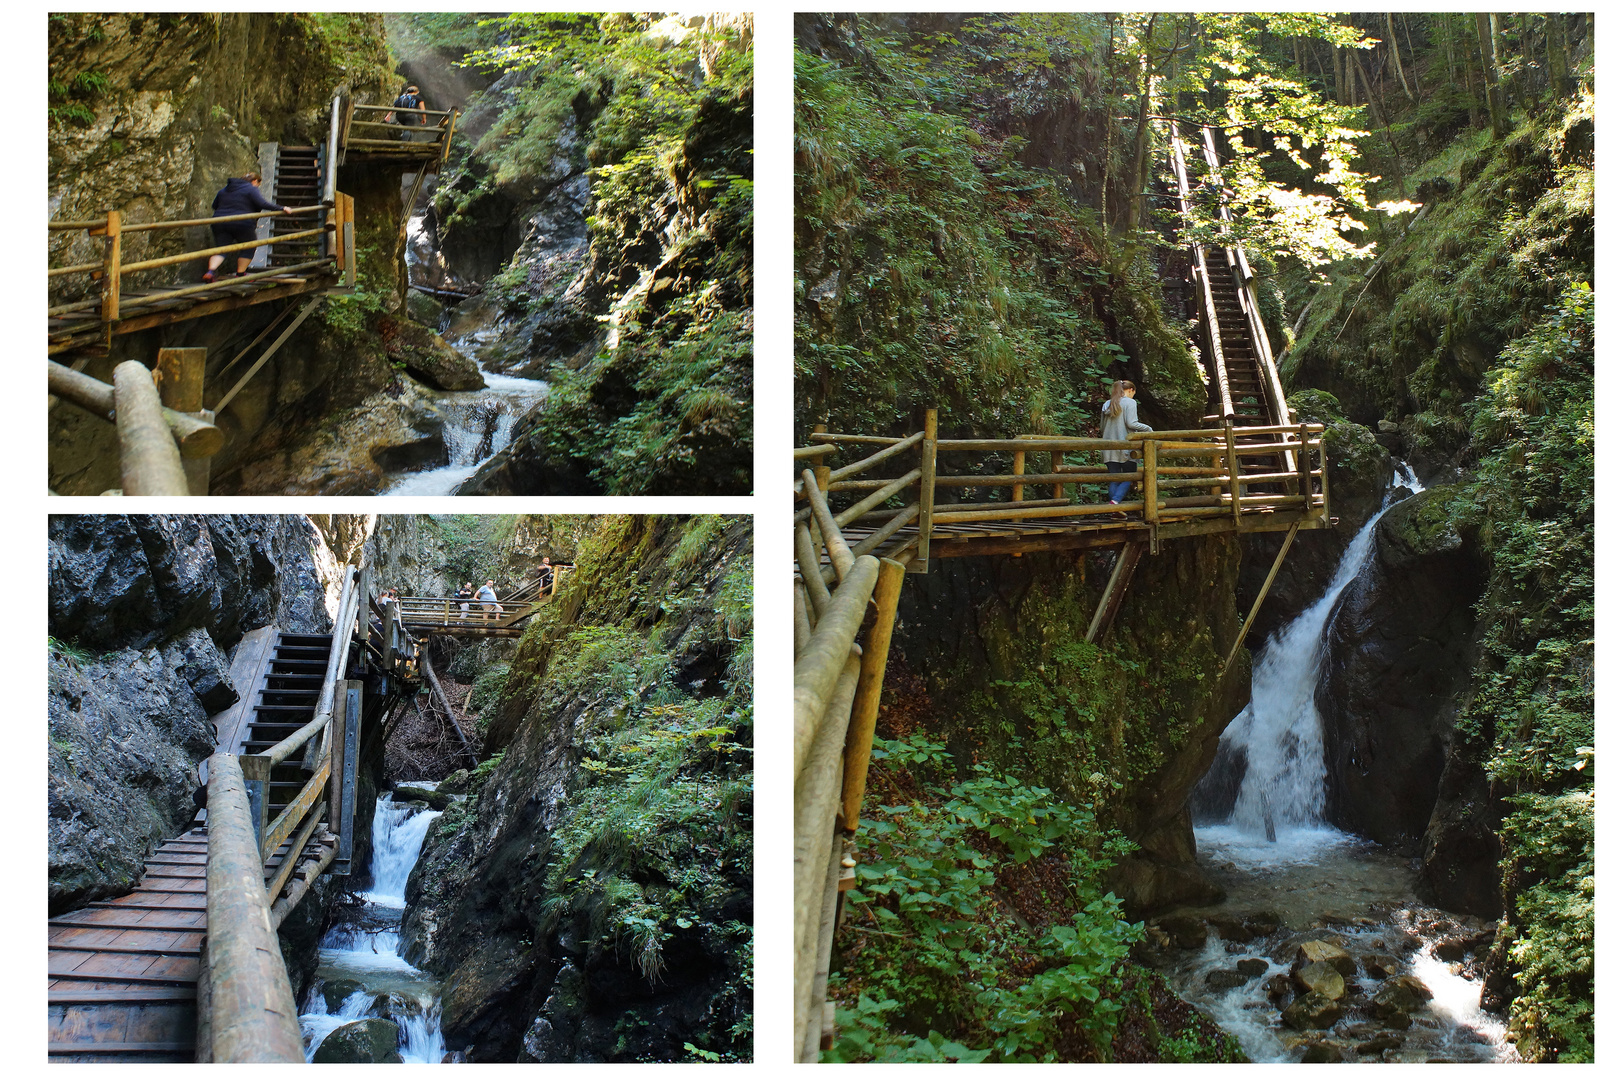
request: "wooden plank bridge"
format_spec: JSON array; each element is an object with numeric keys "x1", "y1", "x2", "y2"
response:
[
  {"x1": 393, "y1": 568, "x2": 571, "y2": 639},
  {"x1": 48, "y1": 566, "x2": 418, "y2": 1063},
  {"x1": 791, "y1": 123, "x2": 1332, "y2": 1058}
]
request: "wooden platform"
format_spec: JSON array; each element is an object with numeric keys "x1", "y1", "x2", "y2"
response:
[
  {"x1": 47, "y1": 829, "x2": 208, "y2": 1062},
  {"x1": 48, "y1": 267, "x2": 341, "y2": 356}
]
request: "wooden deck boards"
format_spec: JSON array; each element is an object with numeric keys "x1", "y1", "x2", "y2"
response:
[{"x1": 46, "y1": 827, "x2": 213, "y2": 1061}]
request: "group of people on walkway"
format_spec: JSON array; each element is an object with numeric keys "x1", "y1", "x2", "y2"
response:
[{"x1": 454, "y1": 581, "x2": 504, "y2": 621}]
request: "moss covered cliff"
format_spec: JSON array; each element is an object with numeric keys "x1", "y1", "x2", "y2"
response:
[{"x1": 401, "y1": 516, "x2": 752, "y2": 1060}]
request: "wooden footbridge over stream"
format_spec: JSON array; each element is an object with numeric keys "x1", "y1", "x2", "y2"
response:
[
  {"x1": 791, "y1": 123, "x2": 1335, "y2": 1058},
  {"x1": 47, "y1": 93, "x2": 458, "y2": 496}
]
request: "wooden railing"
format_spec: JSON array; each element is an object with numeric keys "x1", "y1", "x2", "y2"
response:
[
  {"x1": 394, "y1": 594, "x2": 545, "y2": 630},
  {"x1": 338, "y1": 100, "x2": 459, "y2": 167},
  {"x1": 796, "y1": 410, "x2": 1329, "y2": 569},
  {"x1": 200, "y1": 563, "x2": 374, "y2": 1063},
  {"x1": 793, "y1": 477, "x2": 907, "y2": 1061}
]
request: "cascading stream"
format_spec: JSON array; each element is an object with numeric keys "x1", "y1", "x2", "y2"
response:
[
  {"x1": 1160, "y1": 466, "x2": 1513, "y2": 1062},
  {"x1": 298, "y1": 791, "x2": 446, "y2": 1063},
  {"x1": 383, "y1": 208, "x2": 548, "y2": 496}
]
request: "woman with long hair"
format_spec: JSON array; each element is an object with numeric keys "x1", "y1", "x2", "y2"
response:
[{"x1": 1100, "y1": 379, "x2": 1153, "y2": 507}]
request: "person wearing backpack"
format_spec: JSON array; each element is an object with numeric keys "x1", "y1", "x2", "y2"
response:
[{"x1": 391, "y1": 85, "x2": 427, "y2": 139}]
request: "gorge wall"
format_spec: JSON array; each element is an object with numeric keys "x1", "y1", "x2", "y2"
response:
[{"x1": 401, "y1": 516, "x2": 753, "y2": 1061}]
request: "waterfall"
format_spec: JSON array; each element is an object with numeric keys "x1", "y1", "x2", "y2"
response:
[
  {"x1": 300, "y1": 791, "x2": 446, "y2": 1063},
  {"x1": 1197, "y1": 466, "x2": 1424, "y2": 865},
  {"x1": 365, "y1": 793, "x2": 442, "y2": 907}
]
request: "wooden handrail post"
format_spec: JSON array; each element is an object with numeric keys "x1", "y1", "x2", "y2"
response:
[
  {"x1": 1225, "y1": 421, "x2": 1242, "y2": 527},
  {"x1": 238, "y1": 753, "x2": 272, "y2": 855},
  {"x1": 1011, "y1": 449, "x2": 1025, "y2": 503},
  {"x1": 1143, "y1": 437, "x2": 1159, "y2": 524},
  {"x1": 100, "y1": 209, "x2": 121, "y2": 339},
  {"x1": 840, "y1": 557, "x2": 907, "y2": 831},
  {"x1": 915, "y1": 409, "x2": 937, "y2": 572},
  {"x1": 113, "y1": 361, "x2": 189, "y2": 496},
  {"x1": 156, "y1": 347, "x2": 210, "y2": 495}
]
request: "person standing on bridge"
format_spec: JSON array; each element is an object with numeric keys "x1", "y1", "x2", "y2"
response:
[
  {"x1": 476, "y1": 580, "x2": 501, "y2": 621},
  {"x1": 392, "y1": 84, "x2": 429, "y2": 141},
  {"x1": 538, "y1": 557, "x2": 554, "y2": 596},
  {"x1": 456, "y1": 582, "x2": 473, "y2": 621},
  {"x1": 203, "y1": 172, "x2": 294, "y2": 282},
  {"x1": 1101, "y1": 379, "x2": 1152, "y2": 510}
]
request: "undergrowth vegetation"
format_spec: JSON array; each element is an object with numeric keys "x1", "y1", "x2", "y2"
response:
[{"x1": 828, "y1": 734, "x2": 1241, "y2": 1063}]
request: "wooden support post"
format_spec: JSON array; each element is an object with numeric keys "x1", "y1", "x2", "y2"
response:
[
  {"x1": 336, "y1": 680, "x2": 362, "y2": 874},
  {"x1": 1143, "y1": 437, "x2": 1160, "y2": 554},
  {"x1": 1317, "y1": 433, "x2": 1331, "y2": 518},
  {"x1": 840, "y1": 557, "x2": 907, "y2": 831},
  {"x1": 238, "y1": 753, "x2": 272, "y2": 858},
  {"x1": 328, "y1": 674, "x2": 347, "y2": 863},
  {"x1": 156, "y1": 347, "x2": 210, "y2": 495},
  {"x1": 1225, "y1": 421, "x2": 1242, "y2": 528},
  {"x1": 1086, "y1": 541, "x2": 1145, "y2": 643},
  {"x1": 1296, "y1": 423, "x2": 1311, "y2": 500},
  {"x1": 100, "y1": 210, "x2": 120, "y2": 331},
  {"x1": 1052, "y1": 447, "x2": 1066, "y2": 501},
  {"x1": 915, "y1": 409, "x2": 937, "y2": 573},
  {"x1": 343, "y1": 197, "x2": 356, "y2": 289},
  {"x1": 1011, "y1": 450, "x2": 1025, "y2": 502},
  {"x1": 114, "y1": 361, "x2": 189, "y2": 496},
  {"x1": 1225, "y1": 523, "x2": 1300, "y2": 670}
]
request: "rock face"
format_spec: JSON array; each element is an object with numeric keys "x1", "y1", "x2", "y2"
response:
[
  {"x1": 400, "y1": 516, "x2": 753, "y2": 1061},
  {"x1": 1319, "y1": 487, "x2": 1487, "y2": 855},
  {"x1": 887, "y1": 536, "x2": 1251, "y2": 915},
  {"x1": 47, "y1": 514, "x2": 335, "y2": 913}
]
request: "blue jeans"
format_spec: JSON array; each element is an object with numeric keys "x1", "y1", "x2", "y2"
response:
[{"x1": 1107, "y1": 460, "x2": 1133, "y2": 503}]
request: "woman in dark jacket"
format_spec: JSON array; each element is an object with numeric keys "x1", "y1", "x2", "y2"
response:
[{"x1": 204, "y1": 172, "x2": 293, "y2": 282}]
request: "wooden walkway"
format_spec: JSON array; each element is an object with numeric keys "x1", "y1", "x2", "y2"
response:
[
  {"x1": 47, "y1": 830, "x2": 208, "y2": 1062},
  {"x1": 47, "y1": 567, "x2": 416, "y2": 1062}
]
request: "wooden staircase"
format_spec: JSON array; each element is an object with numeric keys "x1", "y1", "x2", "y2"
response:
[
  {"x1": 1203, "y1": 257, "x2": 1289, "y2": 490},
  {"x1": 266, "y1": 145, "x2": 325, "y2": 269}
]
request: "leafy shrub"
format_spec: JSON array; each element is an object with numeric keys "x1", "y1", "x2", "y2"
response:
[{"x1": 829, "y1": 734, "x2": 1141, "y2": 1062}]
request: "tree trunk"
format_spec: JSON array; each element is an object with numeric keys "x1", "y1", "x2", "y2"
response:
[
  {"x1": 1354, "y1": 50, "x2": 1407, "y2": 198},
  {"x1": 1402, "y1": 14, "x2": 1422, "y2": 98},
  {"x1": 1476, "y1": 12, "x2": 1506, "y2": 138},
  {"x1": 1124, "y1": 14, "x2": 1157, "y2": 236},
  {"x1": 1490, "y1": 13, "x2": 1508, "y2": 105},
  {"x1": 1388, "y1": 13, "x2": 1415, "y2": 102}
]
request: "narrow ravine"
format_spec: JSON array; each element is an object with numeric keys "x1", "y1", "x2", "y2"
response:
[
  {"x1": 381, "y1": 208, "x2": 548, "y2": 496},
  {"x1": 1162, "y1": 468, "x2": 1515, "y2": 1062},
  {"x1": 299, "y1": 791, "x2": 447, "y2": 1063}
]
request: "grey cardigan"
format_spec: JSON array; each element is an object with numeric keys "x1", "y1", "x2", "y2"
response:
[{"x1": 1100, "y1": 396, "x2": 1152, "y2": 463}]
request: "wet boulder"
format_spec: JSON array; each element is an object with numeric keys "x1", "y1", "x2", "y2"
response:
[
  {"x1": 1155, "y1": 915, "x2": 1208, "y2": 949},
  {"x1": 380, "y1": 316, "x2": 485, "y2": 392},
  {"x1": 322, "y1": 978, "x2": 375, "y2": 1013},
  {"x1": 1236, "y1": 958, "x2": 1269, "y2": 978},
  {"x1": 1370, "y1": 975, "x2": 1433, "y2": 1029},
  {"x1": 1294, "y1": 939, "x2": 1357, "y2": 979},
  {"x1": 1361, "y1": 953, "x2": 1402, "y2": 979},
  {"x1": 1265, "y1": 974, "x2": 1293, "y2": 1004},
  {"x1": 1281, "y1": 990, "x2": 1345, "y2": 1031},
  {"x1": 394, "y1": 784, "x2": 453, "y2": 810},
  {"x1": 1206, "y1": 968, "x2": 1250, "y2": 991},
  {"x1": 313, "y1": 1018, "x2": 404, "y2": 1063},
  {"x1": 1355, "y1": 1034, "x2": 1405, "y2": 1056},
  {"x1": 438, "y1": 768, "x2": 474, "y2": 795},
  {"x1": 1294, "y1": 960, "x2": 1346, "y2": 1001},
  {"x1": 1300, "y1": 1041, "x2": 1345, "y2": 1063}
]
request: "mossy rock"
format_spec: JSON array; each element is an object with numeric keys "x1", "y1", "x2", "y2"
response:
[
  {"x1": 438, "y1": 768, "x2": 474, "y2": 796},
  {"x1": 313, "y1": 1018, "x2": 403, "y2": 1063},
  {"x1": 394, "y1": 784, "x2": 453, "y2": 810}
]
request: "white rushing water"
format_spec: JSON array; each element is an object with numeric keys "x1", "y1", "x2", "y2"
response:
[
  {"x1": 1167, "y1": 460, "x2": 1513, "y2": 1063},
  {"x1": 384, "y1": 210, "x2": 549, "y2": 496},
  {"x1": 1202, "y1": 463, "x2": 1427, "y2": 867},
  {"x1": 299, "y1": 792, "x2": 446, "y2": 1063}
]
